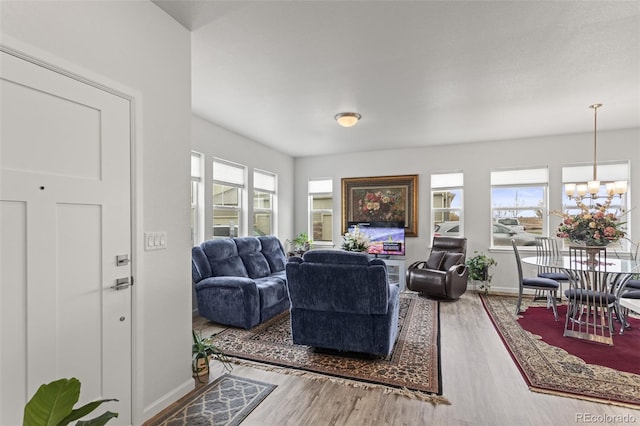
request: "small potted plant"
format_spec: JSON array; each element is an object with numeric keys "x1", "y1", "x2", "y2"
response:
[
  {"x1": 466, "y1": 251, "x2": 497, "y2": 294},
  {"x1": 287, "y1": 232, "x2": 312, "y2": 255},
  {"x1": 192, "y1": 330, "x2": 231, "y2": 382}
]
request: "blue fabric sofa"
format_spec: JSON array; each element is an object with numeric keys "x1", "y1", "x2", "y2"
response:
[
  {"x1": 285, "y1": 250, "x2": 400, "y2": 357},
  {"x1": 191, "y1": 236, "x2": 290, "y2": 329}
]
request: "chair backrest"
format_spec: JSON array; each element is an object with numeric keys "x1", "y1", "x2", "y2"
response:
[
  {"x1": 511, "y1": 239, "x2": 524, "y2": 291},
  {"x1": 535, "y1": 237, "x2": 560, "y2": 258},
  {"x1": 431, "y1": 236, "x2": 467, "y2": 257},
  {"x1": 286, "y1": 250, "x2": 390, "y2": 315},
  {"x1": 534, "y1": 236, "x2": 561, "y2": 274}
]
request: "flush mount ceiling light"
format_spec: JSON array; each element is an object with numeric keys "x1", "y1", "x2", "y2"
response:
[{"x1": 335, "y1": 112, "x2": 361, "y2": 127}]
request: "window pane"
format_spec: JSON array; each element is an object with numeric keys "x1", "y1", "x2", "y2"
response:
[
  {"x1": 191, "y1": 180, "x2": 199, "y2": 245},
  {"x1": 191, "y1": 153, "x2": 201, "y2": 178},
  {"x1": 311, "y1": 195, "x2": 332, "y2": 210},
  {"x1": 212, "y1": 211, "x2": 239, "y2": 238},
  {"x1": 254, "y1": 191, "x2": 271, "y2": 209},
  {"x1": 312, "y1": 211, "x2": 333, "y2": 242},
  {"x1": 253, "y1": 213, "x2": 271, "y2": 236},
  {"x1": 432, "y1": 189, "x2": 462, "y2": 209},
  {"x1": 491, "y1": 187, "x2": 544, "y2": 208},
  {"x1": 491, "y1": 184, "x2": 546, "y2": 246},
  {"x1": 430, "y1": 171, "x2": 464, "y2": 240},
  {"x1": 213, "y1": 184, "x2": 240, "y2": 207}
]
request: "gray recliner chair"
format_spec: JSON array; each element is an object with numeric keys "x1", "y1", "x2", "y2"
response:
[{"x1": 406, "y1": 236, "x2": 468, "y2": 299}]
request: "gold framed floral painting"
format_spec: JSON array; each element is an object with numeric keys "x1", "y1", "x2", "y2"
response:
[{"x1": 341, "y1": 174, "x2": 418, "y2": 237}]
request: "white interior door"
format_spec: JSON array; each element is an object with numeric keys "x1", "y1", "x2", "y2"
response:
[{"x1": 0, "y1": 51, "x2": 132, "y2": 425}]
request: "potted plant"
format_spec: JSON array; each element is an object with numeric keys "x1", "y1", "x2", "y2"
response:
[
  {"x1": 192, "y1": 330, "x2": 232, "y2": 382},
  {"x1": 287, "y1": 232, "x2": 312, "y2": 254},
  {"x1": 23, "y1": 377, "x2": 118, "y2": 425},
  {"x1": 466, "y1": 251, "x2": 497, "y2": 294}
]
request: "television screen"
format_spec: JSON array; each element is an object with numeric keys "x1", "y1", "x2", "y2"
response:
[{"x1": 348, "y1": 221, "x2": 405, "y2": 256}]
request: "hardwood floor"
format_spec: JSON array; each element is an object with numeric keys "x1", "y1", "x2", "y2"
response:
[{"x1": 187, "y1": 292, "x2": 638, "y2": 426}]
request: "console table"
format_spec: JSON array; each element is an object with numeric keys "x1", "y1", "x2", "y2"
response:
[{"x1": 378, "y1": 258, "x2": 405, "y2": 291}]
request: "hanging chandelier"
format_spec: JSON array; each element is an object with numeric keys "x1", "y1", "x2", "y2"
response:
[{"x1": 564, "y1": 104, "x2": 628, "y2": 201}]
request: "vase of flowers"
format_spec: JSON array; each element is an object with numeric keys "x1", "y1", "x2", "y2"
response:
[
  {"x1": 342, "y1": 226, "x2": 371, "y2": 252},
  {"x1": 555, "y1": 197, "x2": 626, "y2": 247}
]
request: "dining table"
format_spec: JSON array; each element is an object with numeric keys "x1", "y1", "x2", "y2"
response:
[{"x1": 522, "y1": 254, "x2": 640, "y2": 343}]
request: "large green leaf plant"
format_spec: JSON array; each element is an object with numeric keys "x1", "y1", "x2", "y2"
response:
[{"x1": 23, "y1": 377, "x2": 118, "y2": 426}]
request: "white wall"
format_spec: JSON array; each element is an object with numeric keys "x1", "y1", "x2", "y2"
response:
[
  {"x1": 1, "y1": 1, "x2": 193, "y2": 423},
  {"x1": 294, "y1": 128, "x2": 640, "y2": 294},
  {"x1": 192, "y1": 115, "x2": 295, "y2": 243}
]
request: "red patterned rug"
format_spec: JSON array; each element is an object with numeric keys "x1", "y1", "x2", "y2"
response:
[
  {"x1": 481, "y1": 294, "x2": 640, "y2": 408},
  {"x1": 518, "y1": 304, "x2": 640, "y2": 375},
  {"x1": 210, "y1": 293, "x2": 448, "y2": 404}
]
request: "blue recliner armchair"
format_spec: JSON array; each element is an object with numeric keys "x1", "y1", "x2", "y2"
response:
[{"x1": 285, "y1": 250, "x2": 400, "y2": 357}]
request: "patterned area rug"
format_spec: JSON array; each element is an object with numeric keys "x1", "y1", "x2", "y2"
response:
[
  {"x1": 481, "y1": 294, "x2": 640, "y2": 408},
  {"x1": 211, "y1": 292, "x2": 447, "y2": 404},
  {"x1": 148, "y1": 374, "x2": 276, "y2": 426}
]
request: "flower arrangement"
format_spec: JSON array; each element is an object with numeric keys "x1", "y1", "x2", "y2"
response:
[
  {"x1": 356, "y1": 190, "x2": 404, "y2": 222},
  {"x1": 555, "y1": 198, "x2": 626, "y2": 247},
  {"x1": 342, "y1": 225, "x2": 371, "y2": 252}
]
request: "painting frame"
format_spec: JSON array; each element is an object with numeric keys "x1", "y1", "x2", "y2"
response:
[{"x1": 342, "y1": 174, "x2": 418, "y2": 237}]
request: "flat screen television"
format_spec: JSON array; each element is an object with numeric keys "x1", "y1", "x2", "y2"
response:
[{"x1": 347, "y1": 221, "x2": 405, "y2": 257}]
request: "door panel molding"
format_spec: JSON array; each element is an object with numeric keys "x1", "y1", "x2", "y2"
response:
[{"x1": 1, "y1": 43, "x2": 142, "y2": 426}]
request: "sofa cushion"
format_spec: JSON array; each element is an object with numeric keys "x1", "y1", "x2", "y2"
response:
[
  {"x1": 235, "y1": 237, "x2": 271, "y2": 278},
  {"x1": 303, "y1": 250, "x2": 369, "y2": 266},
  {"x1": 259, "y1": 236, "x2": 287, "y2": 273},
  {"x1": 255, "y1": 276, "x2": 288, "y2": 309},
  {"x1": 426, "y1": 251, "x2": 446, "y2": 270},
  {"x1": 201, "y1": 239, "x2": 248, "y2": 278},
  {"x1": 440, "y1": 252, "x2": 464, "y2": 271}
]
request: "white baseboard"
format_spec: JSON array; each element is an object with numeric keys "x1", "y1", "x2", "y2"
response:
[{"x1": 143, "y1": 378, "x2": 194, "y2": 422}]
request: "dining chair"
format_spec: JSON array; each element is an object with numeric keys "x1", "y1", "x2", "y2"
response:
[
  {"x1": 617, "y1": 241, "x2": 640, "y2": 333},
  {"x1": 534, "y1": 237, "x2": 570, "y2": 302},
  {"x1": 564, "y1": 246, "x2": 616, "y2": 345},
  {"x1": 512, "y1": 239, "x2": 559, "y2": 321},
  {"x1": 623, "y1": 241, "x2": 640, "y2": 291}
]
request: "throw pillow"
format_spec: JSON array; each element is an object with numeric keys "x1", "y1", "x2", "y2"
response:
[
  {"x1": 440, "y1": 252, "x2": 464, "y2": 271},
  {"x1": 426, "y1": 251, "x2": 446, "y2": 270}
]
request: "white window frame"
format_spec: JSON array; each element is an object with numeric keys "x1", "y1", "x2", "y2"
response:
[
  {"x1": 308, "y1": 178, "x2": 333, "y2": 246},
  {"x1": 191, "y1": 152, "x2": 204, "y2": 245},
  {"x1": 491, "y1": 167, "x2": 549, "y2": 248},
  {"x1": 253, "y1": 169, "x2": 277, "y2": 237},
  {"x1": 431, "y1": 172, "x2": 464, "y2": 241},
  {"x1": 212, "y1": 158, "x2": 246, "y2": 238}
]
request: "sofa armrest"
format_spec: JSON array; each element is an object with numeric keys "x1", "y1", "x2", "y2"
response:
[
  {"x1": 445, "y1": 264, "x2": 469, "y2": 299},
  {"x1": 194, "y1": 276, "x2": 261, "y2": 329},
  {"x1": 407, "y1": 260, "x2": 428, "y2": 270}
]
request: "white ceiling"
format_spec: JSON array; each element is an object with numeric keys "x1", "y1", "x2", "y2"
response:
[{"x1": 153, "y1": 1, "x2": 640, "y2": 158}]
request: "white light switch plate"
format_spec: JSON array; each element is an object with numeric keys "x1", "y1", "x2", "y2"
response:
[{"x1": 145, "y1": 232, "x2": 167, "y2": 250}]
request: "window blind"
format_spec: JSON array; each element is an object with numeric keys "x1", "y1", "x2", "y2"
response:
[
  {"x1": 254, "y1": 169, "x2": 276, "y2": 194},
  {"x1": 213, "y1": 158, "x2": 245, "y2": 187}
]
